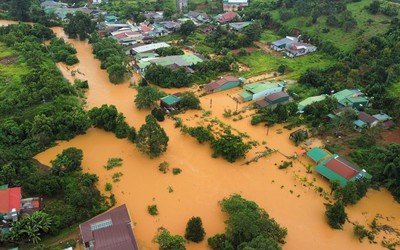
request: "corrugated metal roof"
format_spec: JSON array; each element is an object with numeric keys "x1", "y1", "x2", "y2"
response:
[
  {"x1": 307, "y1": 147, "x2": 329, "y2": 163},
  {"x1": 298, "y1": 95, "x2": 327, "y2": 110},
  {"x1": 0, "y1": 187, "x2": 21, "y2": 213},
  {"x1": 161, "y1": 95, "x2": 181, "y2": 105},
  {"x1": 265, "y1": 91, "x2": 289, "y2": 102},
  {"x1": 243, "y1": 82, "x2": 280, "y2": 94}
]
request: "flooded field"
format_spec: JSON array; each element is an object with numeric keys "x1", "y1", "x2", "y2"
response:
[{"x1": 2, "y1": 20, "x2": 399, "y2": 249}]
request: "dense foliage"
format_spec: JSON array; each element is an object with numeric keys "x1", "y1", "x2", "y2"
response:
[
  {"x1": 0, "y1": 24, "x2": 108, "y2": 246},
  {"x1": 88, "y1": 104, "x2": 136, "y2": 140},
  {"x1": 154, "y1": 228, "x2": 186, "y2": 250},
  {"x1": 325, "y1": 201, "x2": 347, "y2": 229},
  {"x1": 91, "y1": 34, "x2": 129, "y2": 84},
  {"x1": 145, "y1": 63, "x2": 193, "y2": 88},
  {"x1": 211, "y1": 131, "x2": 252, "y2": 163},
  {"x1": 50, "y1": 147, "x2": 83, "y2": 175},
  {"x1": 155, "y1": 46, "x2": 184, "y2": 57},
  {"x1": 208, "y1": 194, "x2": 287, "y2": 249},
  {"x1": 134, "y1": 85, "x2": 166, "y2": 110},
  {"x1": 64, "y1": 11, "x2": 95, "y2": 40},
  {"x1": 136, "y1": 115, "x2": 169, "y2": 158},
  {"x1": 187, "y1": 126, "x2": 214, "y2": 144},
  {"x1": 179, "y1": 91, "x2": 201, "y2": 110},
  {"x1": 48, "y1": 37, "x2": 79, "y2": 65},
  {"x1": 185, "y1": 217, "x2": 206, "y2": 243}
]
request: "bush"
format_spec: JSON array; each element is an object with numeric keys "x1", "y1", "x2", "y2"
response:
[
  {"x1": 152, "y1": 108, "x2": 166, "y2": 122},
  {"x1": 325, "y1": 201, "x2": 347, "y2": 229},
  {"x1": 65, "y1": 55, "x2": 79, "y2": 65},
  {"x1": 104, "y1": 158, "x2": 123, "y2": 170},
  {"x1": 278, "y1": 161, "x2": 292, "y2": 169},
  {"x1": 172, "y1": 168, "x2": 182, "y2": 175},
  {"x1": 74, "y1": 79, "x2": 89, "y2": 89},
  {"x1": 148, "y1": 204, "x2": 159, "y2": 216},
  {"x1": 185, "y1": 217, "x2": 206, "y2": 242},
  {"x1": 188, "y1": 126, "x2": 214, "y2": 143},
  {"x1": 105, "y1": 182, "x2": 112, "y2": 191},
  {"x1": 159, "y1": 161, "x2": 170, "y2": 174}
]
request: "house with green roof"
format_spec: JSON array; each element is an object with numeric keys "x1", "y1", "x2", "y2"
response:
[
  {"x1": 314, "y1": 154, "x2": 371, "y2": 187},
  {"x1": 228, "y1": 21, "x2": 252, "y2": 32},
  {"x1": 307, "y1": 147, "x2": 329, "y2": 163},
  {"x1": 238, "y1": 81, "x2": 285, "y2": 102},
  {"x1": 333, "y1": 89, "x2": 369, "y2": 109},
  {"x1": 136, "y1": 54, "x2": 204, "y2": 73},
  {"x1": 160, "y1": 93, "x2": 181, "y2": 110},
  {"x1": 297, "y1": 94, "x2": 328, "y2": 112}
]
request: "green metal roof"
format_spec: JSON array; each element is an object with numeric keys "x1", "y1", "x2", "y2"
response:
[
  {"x1": 333, "y1": 89, "x2": 354, "y2": 102},
  {"x1": 238, "y1": 91, "x2": 252, "y2": 99},
  {"x1": 0, "y1": 184, "x2": 8, "y2": 190},
  {"x1": 161, "y1": 95, "x2": 180, "y2": 105},
  {"x1": 298, "y1": 95, "x2": 327, "y2": 110},
  {"x1": 181, "y1": 54, "x2": 204, "y2": 64},
  {"x1": 339, "y1": 96, "x2": 368, "y2": 107},
  {"x1": 307, "y1": 147, "x2": 329, "y2": 163},
  {"x1": 314, "y1": 156, "x2": 349, "y2": 187},
  {"x1": 353, "y1": 119, "x2": 366, "y2": 128},
  {"x1": 243, "y1": 82, "x2": 280, "y2": 94}
]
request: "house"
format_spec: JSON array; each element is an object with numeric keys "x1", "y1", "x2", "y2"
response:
[
  {"x1": 223, "y1": 0, "x2": 248, "y2": 11},
  {"x1": 136, "y1": 54, "x2": 204, "y2": 73},
  {"x1": 40, "y1": 1, "x2": 68, "y2": 8},
  {"x1": 297, "y1": 94, "x2": 328, "y2": 112},
  {"x1": 160, "y1": 93, "x2": 181, "y2": 110},
  {"x1": 314, "y1": 154, "x2": 371, "y2": 187},
  {"x1": 0, "y1": 186, "x2": 21, "y2": 215},
  {"x1": 333, "y1": 89, "x2": 369, "y2": 109},
  {"x1": 353, "y1": 112, "x2": 379, "y2": 131},
  {"x1": 228, "y1": 21, "x2": 252, "y2": 32},
  {"x1": 187, "y1": 11, "x2": 211, "y2": 23},
  {"x1": 255, "y1": 91, "x2": 290, "y2": 108},
  {"x1": 285, "y1": 42, "x2": 317, "y2": 57},
  {"x1": 159, "y1": 21, "x2": 181, "y2": 32},
  {"x1": 79, "y1": 204, "x2": 139, "y2": 250},
  {"x1": 215, "y1": 11, "x2": 238, "y2": 23},
  {"x1": 105, "y1": 15, "x2": 119, "y2": 23},
  {"x1": 131, "y1": 42, "x2": 170, "y2": 54},
  {"x1": 373, "y1": 113, "x2": 395, "y2": 128},
  {"x1": 144, "y1": 11, "x2": 164, "y2": 22},
  {"x1": 203, "y1": 76, "x2": 241, "y2": 93},
  {"x1": 306, "y1": 147, "x2": 330, "y2": 163},
  {"x1": 271, "y1": 36, "x2": 298, "y2": 51},
  {"x1": 238, "y1": 81, "x2": 285, "y2": 102}
]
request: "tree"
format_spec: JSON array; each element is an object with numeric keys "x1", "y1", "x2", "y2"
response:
[
  {"x1": 9, "y1": 0, "x2": 31, "y2": 21},
  {"x1": 134, "y1": 86, "x2": 165, "y2": 110},
  {"x1": 107, "y1": 64, "x2": 126, "y2": 84},
  {"x1": 151, "y1": 108, "x2": 166, "y2": 122},
  {"x1": 136, "y1": 115, "x2": 169, "y2": 158},
  {"x1": 185, "y1": 217, "x2": 206, "y2": 243},
  {"x1": 51, "y1": 147, "x2": 83, "y2": 174},
  {"x1": 180, "y1": 20, "x2": 196, "y2": 36},
  {"x1": 64, "y1": 12, "x2": 95, "y2": 40},
  {"x1": 154, "y1": 228, "x2": 186, "y2": 250},
  {"x1": 179, "y1": 91, "x2": 201, "y2": 110},
  {"x1": 367, "y1": 0, "x2": 381, "y2": 14},
  {"x1": 8, "y1": 211, "x2": 52, "y2": 244},
  {"x1": 211, "y1": 132, "x2": 252, "y2": 163},
  {"x1": 187, "y1": 126, "x2": 214, "y2": 143},
  {"x1": 325, "y1": 201, "x2": 347, "y2": 229}
]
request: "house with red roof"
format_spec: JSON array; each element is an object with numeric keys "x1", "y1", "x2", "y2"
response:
[
  {"x1": 203, "y1": 76, "x2": 241, "y2": 93},
  {"x1": 0, "y1": 186, "x2": 21, "y2": 214},
  {"x1": 215, "y1": 12, "x2": 238, "y2": 23},
  {"x1": 79, "y1": 204, "x2": 139, "y2": 250},
  {"x1": 353, "y1": 111, "x2": 379, "y2": 131}
]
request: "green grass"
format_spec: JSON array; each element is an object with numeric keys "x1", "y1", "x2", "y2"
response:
[
  {"x1": 270, "y1": 0, "x2": 397, "y2": 52},
  {"x1": 259, "y1": 30, "x2": 281, "y2": 43},
  {"x1": 388, "y1": 82, "x2": 400, "y2": 97},
  {"x1": 0, "y1": 43, "x2": 29, "y2": 84},
  {"x1": 237, "y1": 50, "x2": 336, "y2": 79},
  {"x1": 0, "y1": 43, "x2": 14, "y2": 58}
]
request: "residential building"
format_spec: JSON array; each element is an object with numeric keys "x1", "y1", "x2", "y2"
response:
[
  {"x1": 79, "y1": 204, "x2": 139, "y2": 250},
  {"x1": 255, "y1": 91, "x2": 290, "y2": 108},
  {"x1": 285, "y1": 42, "x2": 317, "y2": 57},
  {"x1": 228, "y1": 21, "x2": 252, "y2": 32},
  {"x1": 203, "y1": 76, "x2": 241, "y2": 93},
  {"x1": 238, "y1": 81, "x2": 285, "y2": 102},
  {"x1": 105, "y1": 15, "x2": 118, "y2": 23},
  {"x1": 353, "y1": 111, "x2": 379, "y2": 131},
  {"x1": 160, "y1": 93, "x2": 181, "y2": 110},
  {"x1": 214, "y1": 12, "x2": 238, "y2": 23},
  {"x1": 187, "y1": 11, "x2": 211, "y2": 23},
  {"x1": 0, "y1": 186, "x2": 21, "y2": 214},
  {"x1": 131, "y1": 42, "x2": 170, "y2": 54},
  {"x1": 223, "y1": 0, "x2": 248, "y2": 11},
  {"x1": 306, "y1": 147, "x2": 330, "y2": 163},
  {"x1": 159, "y1": 21, "x2": 181, "y2": 32},
  {"x1": 136, "y1": 54, "x2": 204, "y2": 73},
  {"x1": 271, "y1": 36, "x2": 298, "y2": 51},
  {"x1": 314, "y1": 154, "x2": 371, "y2": 187},
  {"x1": 297, "y1": 94, "x2": 328, "y2": 112},
  {"x1": 333, "y1": 89, "x2": 369, "y2": 109},
  {"x1": 373, "y1": 113, "x2": 395, "y2": 128}
]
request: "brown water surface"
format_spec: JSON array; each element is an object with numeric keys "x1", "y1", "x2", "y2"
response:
[{"x1": 2, "y1": 20, "x2": 399, "y2": 249}]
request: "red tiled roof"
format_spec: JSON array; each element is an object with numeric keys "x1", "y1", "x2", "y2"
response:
[
  {"x1": 0, "y1": 187, "x2": 21, "y2": 213},
  {"x1": 358, "y1": 112, "x2": 378, "y2": 124},
  {"x1": 218, "y1": 12, "x2": 237, "y2": 22},
  {"x1": 265, "y1": 91, "x2": 289, "y2": 102},
  {"x1": 80, "y1": 204, "x2": 138, "y2": 250},
  {"x1": 325, "y1": 158, "x2": 359, "y2": 180},
  {"x1": 141, "y1": 25, "x2": 151, "y2": 32}
]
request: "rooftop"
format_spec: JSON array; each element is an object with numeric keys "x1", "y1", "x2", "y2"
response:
[
  {"x1": 265, "y1": 91, "x2": 289, "y2": 102},
  {"x1": 132, "y1": 42, "x2": 170, "y2": 53},
  {"x1": 161, "y1": 94, "x2": 181, "y2": 105},
  {"x1": 272, "y1": 36, "x2": 298, "y2": 46},
  {"x1": 204, "y1": 76, "x2": 240, "y2": 91},
  {"x1": 358, "y1": 112, "x2": 378, "y2": 124},
  {"x1": 229, "y1": 21, "x2": 252, "y2": 30},
  {"x1": 307, "y1": 147, "x2": 329, "y2": 163},
  {"x1": 0, "y1": 187, "x2": 21, "y2": 213},
  {"x1": 298, "y1": 94, "x2": 328, "y2": 110},
  {"x1": 243, "y1": 82, "x2": 282, "y2": 94},
  {"x1": 79, "y1": 204, "x2": 138, "y2": 250},
  {"x1": 138, "y1": 54, "x2": 204, "y2": 69}
]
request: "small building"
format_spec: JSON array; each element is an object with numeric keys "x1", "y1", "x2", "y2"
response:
[
  {"x1": 333, "y1": 89, "x2": 368, "y2": 109},
  {"x1": 271, "y1": 36, "x2": 298, "y2": 51},
  {"x1": 297, "y1": 94, "x2": 328, "y2": 112},
  {"x1": 228, "y1": 21, "x2": 252, "y2": 32},
  {"x1": 238, "y1": 81, "x2": 285, "y2": 102},
  {"x1": 306, "y1": 147, "x2": 329, "y2": 163},
  {"x1": 203, "y1": 76, "x2": 241, "y2": 93},
  {"x1": 131, "y1": 42, "x2": 170, "y2": 54},
  {"x1": 285, "y1": 42, "x2": 317, "y2": 57},
  {"x1": 159, "y1": 21, "x2": 181, "y2": 32},
  {"x1": 136, "y1": 54, "x2": 204, "y2": 73},
  {"x1": 255, "y1": 91, "x2": 290, "y2": 108},
  {"x1": 223, "y1": 0, "x2": 248, "y2": 11},
  {"x1": 353, "y1": 111, "x2": 379, "y2": 131},
  {"x1": 105, "y1": 15, "x2": 119, "y2": 23},
  {"x1": 215, "y1": 11, "x2": 238, "y2": 23},
  {"x1": 79, "y1": 204, "x2": 139, "y2": 250},
  {"x1": 314, "y1": 154, "x2": 371, "y2": 187},
  {"x1": 187, "y1": 11, "x2": 211, "y2": 23},
  {"x1": 160, "y1": 93, "x2": 181, "y2": 110},
  {"x1": 0, "y1": 186, "x2": 21, "y2": 215},
  {"x1": 373, "y1": 113, "x2": 395, "y2": 128}
]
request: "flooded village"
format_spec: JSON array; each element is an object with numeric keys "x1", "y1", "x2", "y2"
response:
[{"x1": 1, "y1": 0, "x2": 400, "y2": 249}]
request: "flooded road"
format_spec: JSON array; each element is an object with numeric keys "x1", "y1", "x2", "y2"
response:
[{"x1": 2, "y1": 20, "x2": 399, "y2": 249}]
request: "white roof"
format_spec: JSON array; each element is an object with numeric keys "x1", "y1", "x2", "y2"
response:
[
  {"x1": 132, "y1": 42, "x2": 170, "y2": 53},
  {"x1": 227, "y1": 0, "x2": 248, "y2": 3}
]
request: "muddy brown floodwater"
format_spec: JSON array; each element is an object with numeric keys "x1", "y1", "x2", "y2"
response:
[{"x1": 2, "y1": 20, "x2": 399, "y2": 249}]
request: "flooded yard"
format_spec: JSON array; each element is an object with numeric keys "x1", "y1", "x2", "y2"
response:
[{"x1": 1, "y1": 21, "x2": 398, "y2": 249}]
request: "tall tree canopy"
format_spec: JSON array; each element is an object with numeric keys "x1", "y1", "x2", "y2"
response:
[{"x1": 136, "y1": 115, "x2": 169, "y2": 158}]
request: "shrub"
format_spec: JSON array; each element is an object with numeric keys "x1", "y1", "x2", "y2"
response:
[
  {"x1": 188, "y1": 126, "x2": 214, "y2": 143},
  {"x1": 278, "y1": 161, "x2": 292, "y2": 169},
  {"x1": 172, "y1": 168, "x2": 182, "y2": 175},
  {"x1": 159, "y1": 161, "x2": 170, "y2": 174},
  {"x1": 112, "y1": 172, "x2": 123, "y2": 182},
  {"x1": 105, "y1": 182, "x2": 112, "y2": 191},
  {"x1": 104, "y1": 158, "x2": 123, "y2": 170},
  {"x1": 325, "y1": 201, "x2": 347, "y2": 229},
  {"x1": 185, "y1": 217, "x2": 206, "y2": 242},
  {"x1": 65, "y1": 55, "x2": 79, "y2": 65},
  {"x1": 152, "y1": 108, "x2": 166, "y2": 122},
  {"x1": 148, "y1": 204, "x2": 159, "y2": 216},
  {"x1": 73, "y1": 79, "x2": 89, "y2": 89}
]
